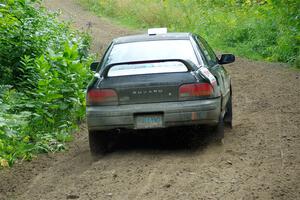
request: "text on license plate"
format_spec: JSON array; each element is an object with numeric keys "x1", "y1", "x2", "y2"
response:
[{"x1": 135, "y1": 114, "x2": 163, "y2": 129}]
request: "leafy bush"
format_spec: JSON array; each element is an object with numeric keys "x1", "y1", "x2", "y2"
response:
[
  {"x1": 79, "y1": 0, "x2": 299, "y2": 67},
  {"x1": 0, "y1": 0, "x2": 92, "y2": 167}
]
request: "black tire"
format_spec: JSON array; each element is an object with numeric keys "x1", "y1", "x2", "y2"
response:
[
  {"x1": 213, "y1": 116, "x2": 224, "y2": 143},
  {"x1": 224, "y1": 92, "x2": 233, "y2": 129},
  {"x1": 88, "y1": 130, "x2": 110, "y2": 155}
]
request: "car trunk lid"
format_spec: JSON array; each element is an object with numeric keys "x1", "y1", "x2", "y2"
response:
[
  {"x1": 98, "y1": 72, "x2": 203, "y2": 104},
  {"x1": 96, "y1": 59, "x2": 210, "y2": 105}
]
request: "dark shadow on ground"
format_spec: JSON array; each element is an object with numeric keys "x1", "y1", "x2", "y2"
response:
[{"x1": 109, "y1": 126, "x2": 222, "y2": 152}]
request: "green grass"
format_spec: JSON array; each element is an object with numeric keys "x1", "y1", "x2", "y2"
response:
[{"x1": 78, "y1": 0, "x2": 299, "y2": 68}]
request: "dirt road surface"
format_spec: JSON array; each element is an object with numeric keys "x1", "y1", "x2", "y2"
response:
[{"x1": 1, "y1": 0, "x2": 299, "y2": 199}]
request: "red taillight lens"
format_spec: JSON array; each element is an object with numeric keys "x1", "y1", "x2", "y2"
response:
[
  {"x1": 87, "y1": 89, "x2": 118, "y2": 105},
  {"x1": 179, "y1": 83, "x2": 213, "y2": 99}
]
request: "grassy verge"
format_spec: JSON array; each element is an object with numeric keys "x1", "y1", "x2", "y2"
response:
[
  {"x1": 78, "y1": 0, "x2": 299, "y2": 68},
  {"x1": 0, "y1": 0, "x2": 93, "y2": 167}
]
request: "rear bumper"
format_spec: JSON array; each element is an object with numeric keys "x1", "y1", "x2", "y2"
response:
[{"x1": 87, "y1": 98, "x2": 221, "y2": 131}]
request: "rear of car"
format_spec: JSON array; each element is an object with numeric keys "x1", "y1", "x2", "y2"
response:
[
  {"x1": 86, "y1": 30, "x2": 234, "y2": 154},
  {"x1": 87, "y1": 61, "x2": 221, "y2": 130}
]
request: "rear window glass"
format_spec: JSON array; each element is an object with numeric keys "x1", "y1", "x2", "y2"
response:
[
  {"x1": 105, "y1": 40, "x2": 199, "y2": 66},
  {"x1": 107, "y1": 61, "x2": 188, "y2": 77}
]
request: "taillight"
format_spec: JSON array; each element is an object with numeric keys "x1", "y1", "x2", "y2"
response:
[
  {"x1": 87, "y1": 89, "x2": 118, "y2": 105},
  {"x1": 179, "y1": 83, "x2": 213, "y2": 99}
]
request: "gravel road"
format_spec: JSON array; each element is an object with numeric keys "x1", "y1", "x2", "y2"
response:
[{"x1": 0, "y1": 0, "x2": 299, "y2": 199}]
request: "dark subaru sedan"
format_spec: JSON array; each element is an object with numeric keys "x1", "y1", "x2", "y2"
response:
[{"x1": 87, "y1": 28, "x2": 234, "y2": 154}]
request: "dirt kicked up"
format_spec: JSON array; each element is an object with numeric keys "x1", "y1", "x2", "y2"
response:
[{"x1": 0, "y1": 0, "x2": 299, "y2": 199}]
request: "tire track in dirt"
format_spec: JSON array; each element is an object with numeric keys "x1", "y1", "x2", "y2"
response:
[{"x1": 0, "y1": 0, "x2": 299, "y2": 199}]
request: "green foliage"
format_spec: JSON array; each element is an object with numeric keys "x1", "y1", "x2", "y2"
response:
[
  {"x1": 0, "y1": 0, "x2": 91, "y2": 85},
  {"x1": 0, "y1": 0, "x2": 93, "y2": 167},
  {"x1": 79, "y1": 0, "x2": 299, "y2": 67}
]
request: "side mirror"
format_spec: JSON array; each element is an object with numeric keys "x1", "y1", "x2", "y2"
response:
[
  {"x1": 219, "y1": 54, "x2": 235, "y2": 65},
  {"x1": 90, "y1": 62, "x2": 99, "y2": 71}
]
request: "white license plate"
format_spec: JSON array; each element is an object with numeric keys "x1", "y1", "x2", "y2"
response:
[{"x1": 135, "y1": 115, "x2": 163, "y2": 129}]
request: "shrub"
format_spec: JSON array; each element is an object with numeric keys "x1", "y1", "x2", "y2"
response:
[{"x1": 0, "y1": 0, "x2": 93, "y2": 167}]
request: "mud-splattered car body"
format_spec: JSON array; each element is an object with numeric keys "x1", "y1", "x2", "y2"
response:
[{"x1": 86, "y1": 31, "x2": 235, "y2": 153}]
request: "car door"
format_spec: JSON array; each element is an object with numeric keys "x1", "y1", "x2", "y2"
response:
[{"x1": 194, "y1": 35, "x2": 231, "y2": 111}]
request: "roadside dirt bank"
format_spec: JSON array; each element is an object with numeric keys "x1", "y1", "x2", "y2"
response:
[{"x1": 0, "y1": 0, "x2": 299, "y2": 199}]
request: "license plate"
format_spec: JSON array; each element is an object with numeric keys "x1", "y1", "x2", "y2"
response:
[{"x1": 135, "y1": 114, "x2": 163, "y2": 129}]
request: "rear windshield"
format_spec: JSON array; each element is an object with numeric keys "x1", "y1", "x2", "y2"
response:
[
  {"x1": 105, "y1": 40, "x2": 199, "y2": 66},
  {"x1": 107, "y1": 61, "x2": 188, "y2": 77}
]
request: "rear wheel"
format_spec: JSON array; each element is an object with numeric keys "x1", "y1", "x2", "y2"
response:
[
  {"x1": 213, "y1": 116, "x2": 224, "y2": 143},
  {"x1": 89, "y1": 130, "x2": 110, "y2": 155},
  {"x1": 224, "y1": 92, "x2": 233, "y2": 128}
]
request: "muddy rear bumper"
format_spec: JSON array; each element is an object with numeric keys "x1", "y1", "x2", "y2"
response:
[{"x1": 87, "y1": 98, "x2": 221, "y2": 131}]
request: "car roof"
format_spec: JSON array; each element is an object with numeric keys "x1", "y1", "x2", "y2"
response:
[{"x1": 113, "y1": 32, "x2": 193, "y2": 44}]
